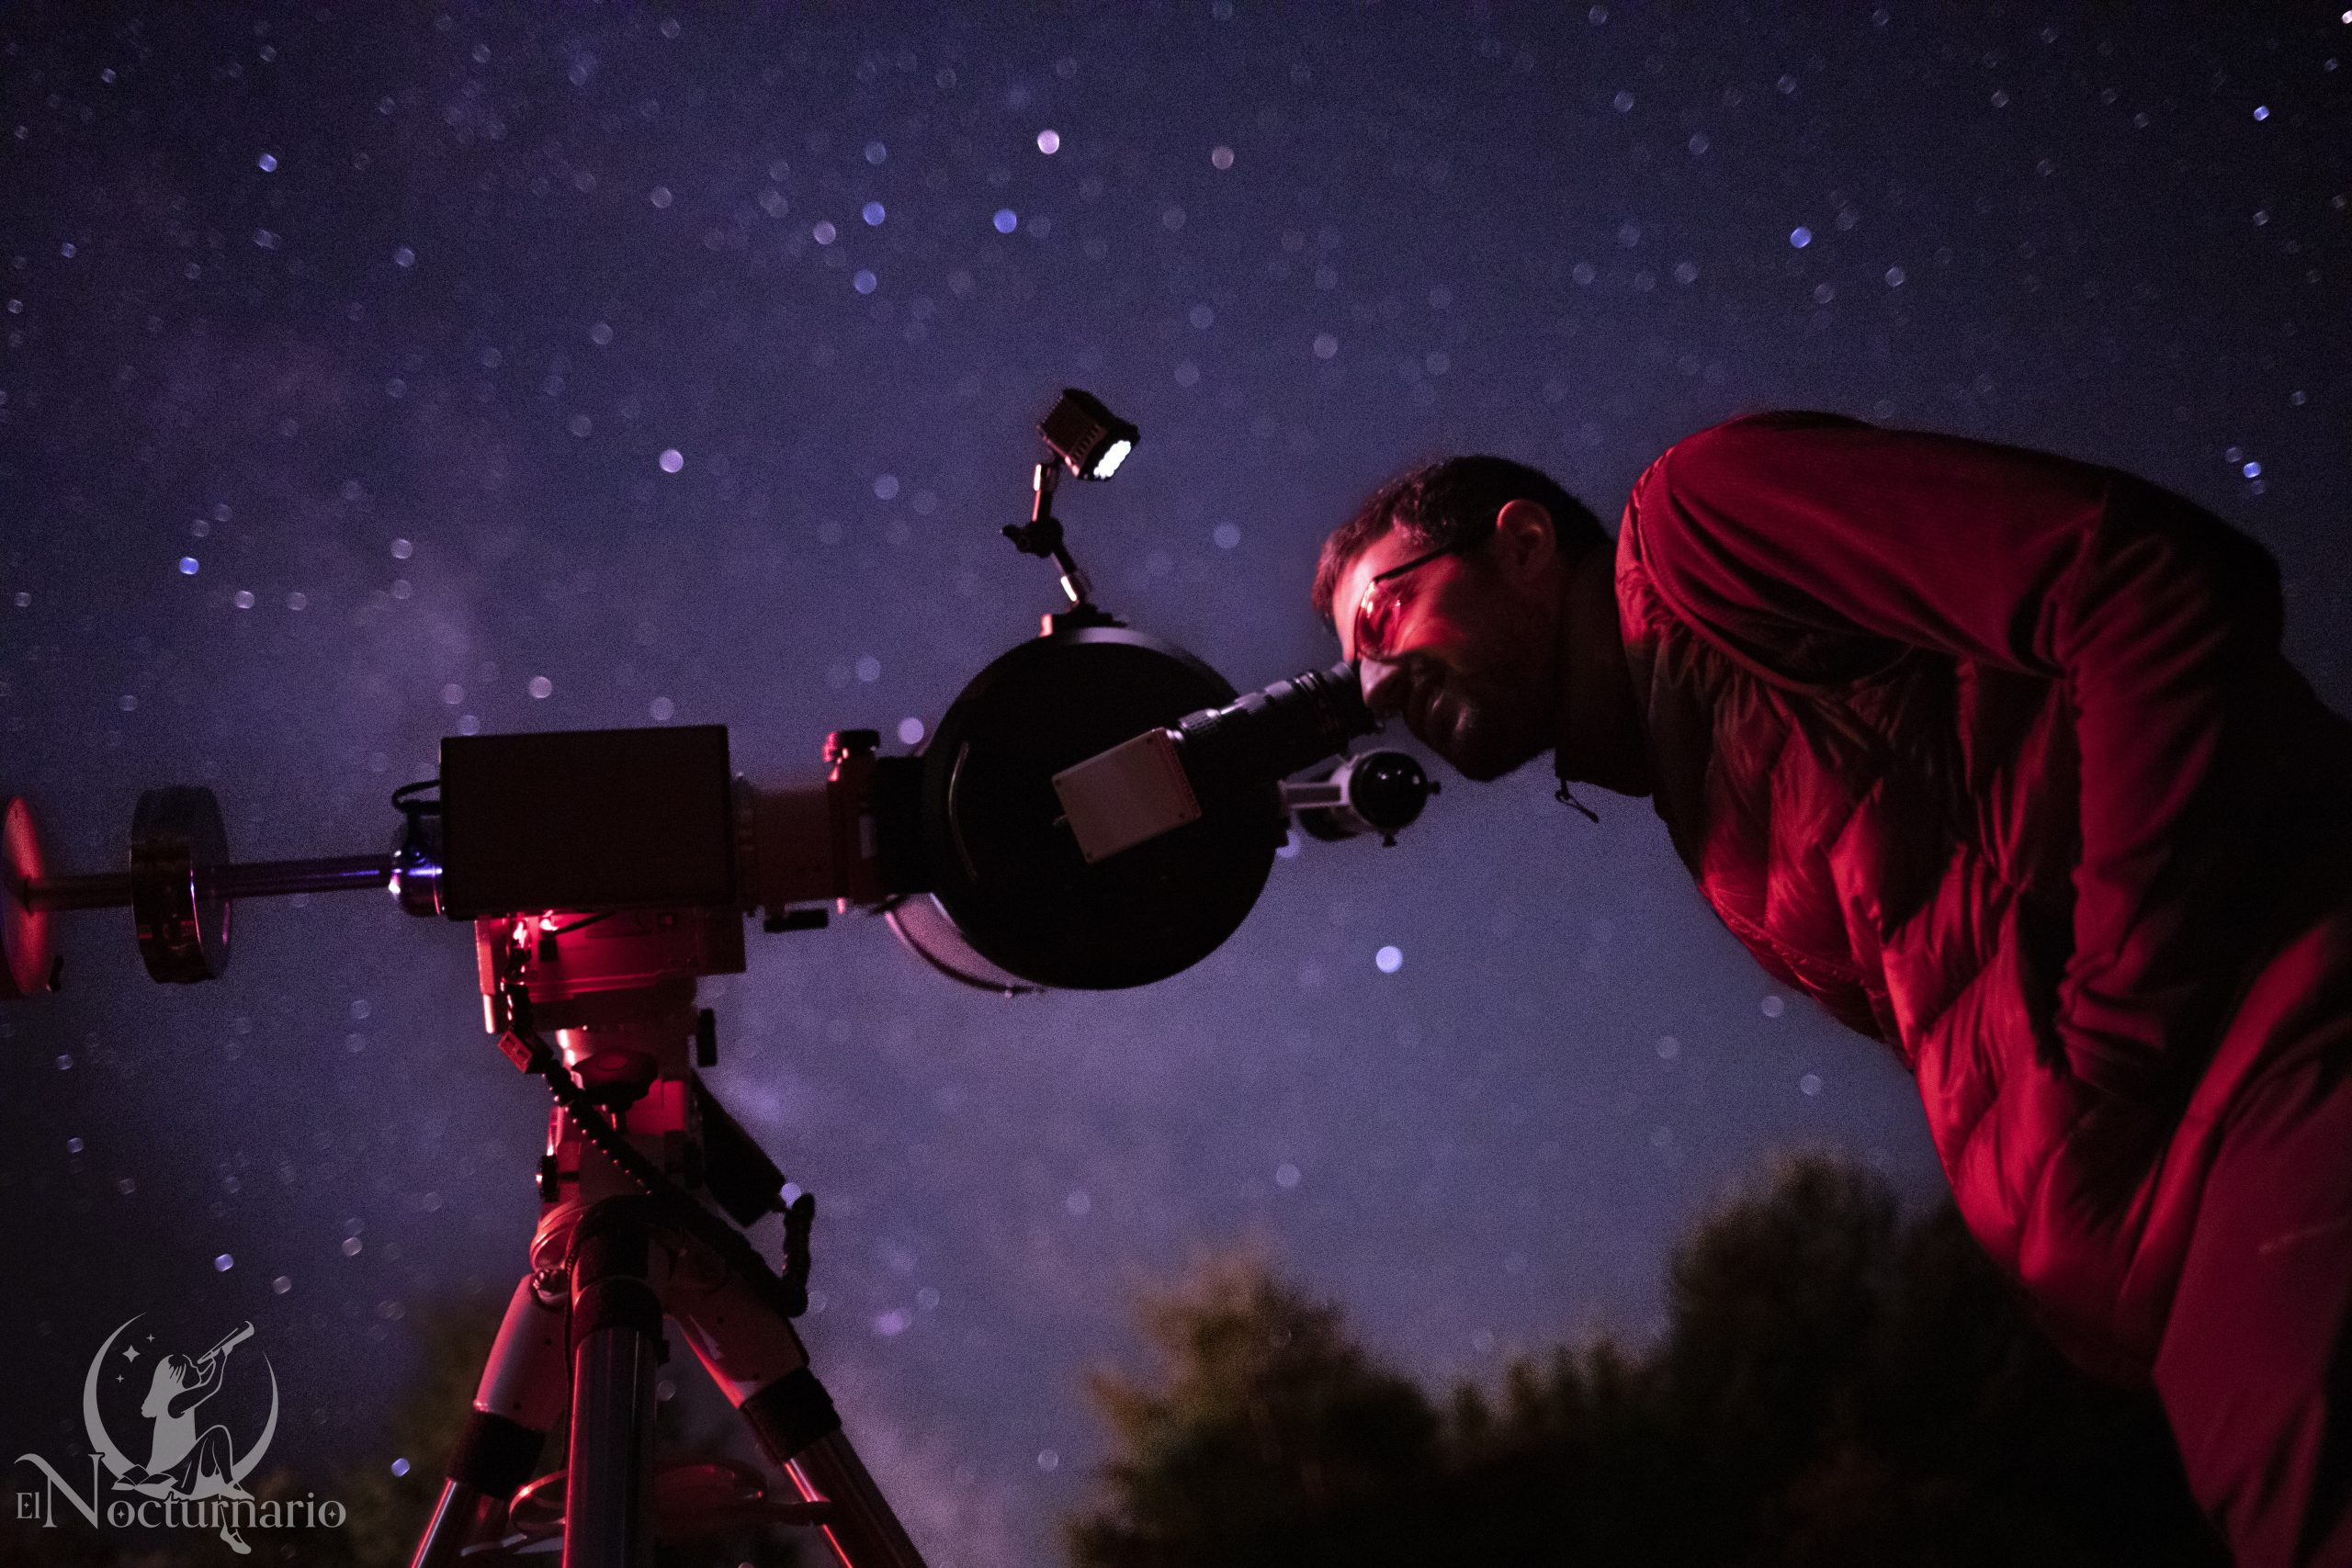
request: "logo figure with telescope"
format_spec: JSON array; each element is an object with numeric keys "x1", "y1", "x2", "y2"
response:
[{"x1": 85, "y1": 1314, "x2": 277, "y2": 1553}]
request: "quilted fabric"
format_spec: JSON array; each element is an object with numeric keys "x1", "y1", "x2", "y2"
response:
[{"x1": 1611, "y1": 411, "x2": 2352, "y2": 1379}]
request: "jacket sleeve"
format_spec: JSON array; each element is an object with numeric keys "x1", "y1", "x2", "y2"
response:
[{"x1": 1630, "y1": 411, "x2": 2289, "y2": 1100}]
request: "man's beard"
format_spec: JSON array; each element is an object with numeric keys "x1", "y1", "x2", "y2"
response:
[{"x1": 1410, "y1": 666, "x2": 1551, "y2": 782}]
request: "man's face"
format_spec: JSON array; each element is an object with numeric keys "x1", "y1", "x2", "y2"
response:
[{"x1": 1329, "y1": 506, "x2": 1563, "y2": 781}]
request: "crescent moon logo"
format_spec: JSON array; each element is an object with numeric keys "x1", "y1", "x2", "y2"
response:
[
  {"x1": 83, "y1": 1314, "x2": 282, "y2": 1491},
  {"x1": 232, "y1": 1359, "x2": 280, "y2": 1481},
  {"x1": 83, "y1": 1315, "x2": 141, "y2": 1481}
]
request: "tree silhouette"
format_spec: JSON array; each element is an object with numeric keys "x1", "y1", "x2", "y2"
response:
[
  {"x1": 1067, "y1": 1252, "x2": 1444, "y2": 1568},
  {"x1": 1068, "y1": 1156, "x2": 2225, "y2": 1568}
]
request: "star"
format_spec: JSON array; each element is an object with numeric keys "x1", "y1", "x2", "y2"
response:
[{"x1": 122, "y1": 1345, "x2": 141, "y2": 1362}]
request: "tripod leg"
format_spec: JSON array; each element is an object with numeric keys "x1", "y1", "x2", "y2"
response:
[
  {"x1": 786, "y1": 1431, "x2": 933, "y2": 1568},
  {"x1": 564, "y1": 1200, "x2": 663, "y2": 1568},
  {"x1": 409, "y1": 1275, "x2": 568, "y2": 1568},
  {"x1": 671, "y1": 1262, "x2": 930, "y2": 1567}
]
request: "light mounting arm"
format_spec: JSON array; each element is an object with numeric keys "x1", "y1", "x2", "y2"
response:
[{"x1": 1001, "y1": 388, "x2": 1138, "y2": 614}]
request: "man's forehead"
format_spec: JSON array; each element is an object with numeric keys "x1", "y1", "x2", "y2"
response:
[{"x1": 1329, "y1": 523, "x2": 1422, "y2": 616}]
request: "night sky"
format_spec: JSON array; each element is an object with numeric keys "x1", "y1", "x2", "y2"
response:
[{"x1": 3, "y1": 5, "x2": 2346, "y2": 1564}]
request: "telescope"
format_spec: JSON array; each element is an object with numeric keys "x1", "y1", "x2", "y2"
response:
[
  {"x1": 0, "y1": 389, "x2": 1437, "y2": 1568},
  {"x1": 2, "y1": 389, "x2": 1434, "y2": 1001}
]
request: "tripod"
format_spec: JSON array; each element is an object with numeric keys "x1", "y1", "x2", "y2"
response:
[{"x1": 405, "y1": 903, "x2": 929, "y2": 1568}]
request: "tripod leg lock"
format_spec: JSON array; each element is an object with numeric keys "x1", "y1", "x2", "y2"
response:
[
  {"x1": 444, "y1": 1410, "x2": 546, "y2": 1500},
  {"x1": 570, "y1": 1200, "x2": 667, "y2": 1355},
  {"x1": 572, "y1": 1275, "x2": 663, "y2": 1344},
  {"x1": 741, "y1": 1366, "x2": 842, "y2": 1464}
]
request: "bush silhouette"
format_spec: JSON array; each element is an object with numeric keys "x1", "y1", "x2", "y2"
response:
[{"x1": 1069, "y1": 1155, "x2": 2223, "y2": 1568}]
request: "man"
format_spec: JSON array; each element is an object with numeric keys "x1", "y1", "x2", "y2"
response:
[{"x1": 1316, "y1": 411, "x2": 2352, "y2": 1566}]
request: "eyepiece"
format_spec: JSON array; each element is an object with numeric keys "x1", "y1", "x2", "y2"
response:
[
  {"x1": 1052, "y1": 660, "x2": 1382, "y2": 863},
  {"x1": 1167, "y1": 660, "x2": 1374, "y2": 809}
]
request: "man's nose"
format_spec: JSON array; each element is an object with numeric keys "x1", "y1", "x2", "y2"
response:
[{"x1": 1356, "y1": 656, "x2": 1408, "y2": 715}]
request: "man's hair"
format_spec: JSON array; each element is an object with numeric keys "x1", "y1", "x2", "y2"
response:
[{"x1": 1311, "y1": 455, "x2": 1609, "y2": 625}]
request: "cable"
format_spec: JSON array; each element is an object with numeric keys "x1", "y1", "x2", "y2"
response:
[
  {"x1": 390, "y1": 778, "x2": 442, "y2": 812},
  {"x1": 491, "y1": 957, "x2": 815, "y2": 1319},
  {"x1": 492, "y1": 965, "x2": 684, "y2": 1203}
]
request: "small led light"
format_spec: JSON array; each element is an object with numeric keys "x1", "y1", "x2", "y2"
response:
[{"x1": 1035, "y1": 389, "x2": 1140, "y2": 480}]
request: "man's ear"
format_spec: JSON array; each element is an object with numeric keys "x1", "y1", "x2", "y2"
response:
[{"x1": 1491, "y1": 498, "x2": 1557, "y2": 582}]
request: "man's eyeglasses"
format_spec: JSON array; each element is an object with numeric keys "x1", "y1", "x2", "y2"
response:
[{"x1": 1351, "y1": 542, "x2": 1467, "y2": 663}]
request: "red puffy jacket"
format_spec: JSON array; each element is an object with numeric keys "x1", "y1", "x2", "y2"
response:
[{"x1": 1613, "y1": 411, "x2": 2352, "y2": 1379}]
